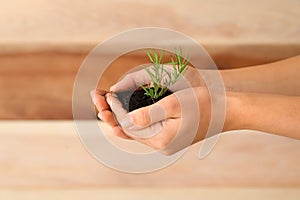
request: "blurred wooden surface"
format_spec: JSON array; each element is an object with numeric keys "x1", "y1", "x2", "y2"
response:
[
  {"x1": 1, "y1": 0, "x2": 300, "y2": 66},
  {"x1": 0, "y1": 0, "x2": 300, "y2": 119},
  {"x1": 1, "y1": 0, "x2": 299, "y2": 53},
  {"x1": 0, "y1": 121, "x2": 299, "y2": 199},
  {"x1": 0, "y1": 121, "x2": 299, "y2": 187},
  {"x1": 1, "y1": 1, "x2": 299, "y2": 199},
  {"x1": 0, "y1": 188, "x2": 299, "y2": 200}
]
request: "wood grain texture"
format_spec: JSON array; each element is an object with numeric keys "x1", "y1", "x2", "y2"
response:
[
  {"x1": 1, "y1": 49, "x2": 300, "y2": 119},
  {"x1": 0, "y1": 52, "x2": 84, "y2": 119},
  {"x1": 0, "y1": 188, "x2": 299, "y2": 200},
  {"x1": 1, "y1": 0, "x2": 300, "y2": 65},
  {"x1": 0, "y1": 0, "x2": 300, "y2": 119},
  {"x1": 0, "y1": 121, "x2": 299, "y2": 187},
  {"x1": 1, "y1": 0, "x2": 300, "y2": 62},
  {"x1": 1, "y1": 0, "x2": 299, "y2": 50},
  {"x1": 0, "y1": 1, "x2": 299, "y2": 198}
]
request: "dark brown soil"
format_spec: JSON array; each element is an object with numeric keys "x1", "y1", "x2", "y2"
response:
[{"x1": 116, "y1": 88, "x2": 173, "y2": 112}]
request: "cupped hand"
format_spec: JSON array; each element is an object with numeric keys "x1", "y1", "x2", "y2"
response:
[
  {"x1": 107, "y1": 87, "x2": 212, "y2": 155},
  {"x1": 92, "y1": 65, "x2": 202, "y2": 132},
  {"x1": 91, "y1": 89, "x2": 131, "y2": 139},
  {"x1": 92, "y1": 87, "x2": 214, "y2": 155},
  {"x1": 91, "y1": 66, "x2": 211, "y2": 154}
]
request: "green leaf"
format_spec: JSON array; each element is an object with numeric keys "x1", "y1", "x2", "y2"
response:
[
  {"x1": 153, "y1": 51, "x2": 158, "y2": 63},
  {"x1": 140, "y1": 84, "x2": 151, "y2": 98},
  {"x1": 163, "y1": 68, "x2": 172, "y2": 83},
  {"x1": 159, "y1": 49, "x2": 164, "y2": 64},
  {"x1": 146, "y1": 50, "x2": 154, "y2": 63},
  {"x1": 177, "y1": 53, "x2": 182, "y2": 68},
  {"x1": 143, "y1": 47, "x2": 191, "y2": 99},
  {"x1": 144, "y1": 67, "x2": 158, "y2": 83}
]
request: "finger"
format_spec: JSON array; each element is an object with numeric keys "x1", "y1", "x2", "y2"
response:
[
  {"x1": 119, "y1": 93, "x2": 180, "y2": 130},
  {"x1": 135, "y1": 118, "x2": 180, "y2": 152},
  {"x1": 136, "y1": 118, "x2": 193, "y2": 155},
  {"x1": 91, "y1": 89, "x2": 110, "y2": 111},
  {"x1": 110, "y1": 68, "x2": 151, "y2": 92},
  {"x1": 122, "y1": 121, "x2": 164, "y2": 139},
  {"x1": 95, "y1": 89, "x2": 108, "y2": 96},
  {"x1": 105, "y1": 93, "x2": 128, "y2": 123},
  {"x1": 92, "y1": 89, "x2": 133, "y2": 140},
  {"x1": 98, "y1": 110, "x2": 118, "y2": 127},
  {"x1": 112, "y1": 126, "x2": 132, "y2": 139}
]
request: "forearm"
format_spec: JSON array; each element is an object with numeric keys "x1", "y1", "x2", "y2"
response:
[
  {"x1": 227, "y1": 92, "x2": 300, "y2": 139},
  {"x1": 220, "y1": 55, "x2": 300, "y2": 95}
]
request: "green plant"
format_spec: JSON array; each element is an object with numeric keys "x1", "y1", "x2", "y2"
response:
[{"x1": 140, "y1": 48, "x2": 190, "y2": 99}]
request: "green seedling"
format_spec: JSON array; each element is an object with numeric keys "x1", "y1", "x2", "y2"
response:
[{"x1": 140, "y1": 48, "x2": 190, "y2": 99}]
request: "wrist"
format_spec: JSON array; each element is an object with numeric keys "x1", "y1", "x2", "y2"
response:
[
  {"x1": 185, "y1": 67, "x2": 205, "y2": 87},
  {"x1": 220, "y1": 69, "x2": 236, "y2": 92},
  {"x1": 223, "y1": 92, "x2": 242, "y2": 132}
]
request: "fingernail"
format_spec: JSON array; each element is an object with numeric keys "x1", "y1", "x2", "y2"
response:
[
  {"x1": 120, "y1": 115, "x2": 134, "y2": 129},
  {"x1": 106, "y1": 92, "x2": 118, "y2": 101},
  {"x1": 106, "y1": 96, "x2": 112, "y2": 106},
  {"x1": 90, "y1": 90, "x2": 96, "y2": 104},
  {"x1": 110, "y1": 85, "x2": 116, "y2": 91},
  {"x1": 97, "y1": 111, "x2": 103, "y2": 120}
]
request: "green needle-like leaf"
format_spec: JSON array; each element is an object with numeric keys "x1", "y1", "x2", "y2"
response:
[{"x1": 140, "y1": 48, "x2": 190, "y2": 100}]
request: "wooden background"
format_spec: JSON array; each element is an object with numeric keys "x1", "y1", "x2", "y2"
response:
[
  {"x1": 0, "y1": 0, "x2": 300, "y2": 119},
  {"x1": 0, "y1": 0, "x2": 300, "y2": 199}
]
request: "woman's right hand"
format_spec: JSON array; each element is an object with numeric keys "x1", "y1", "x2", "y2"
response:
[
  {"x1": 91, "y1": 89, "x2": 131, "y2": 139},
  {"x1": 91, "y1": 65, "x2": 206, "y2": 140}
]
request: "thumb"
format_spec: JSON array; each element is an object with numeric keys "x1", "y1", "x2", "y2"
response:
[
  {"x1": 119, "y1": 94, "x2": 180, "y2": 130},
  {"x1": 110, "y1": 68, "x2": 150, "y2": 92},
  {"x1": 105, "y1": 93, "x2": 127, "y2": 123}
]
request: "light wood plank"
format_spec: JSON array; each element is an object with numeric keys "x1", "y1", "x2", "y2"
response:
[
  {"x1": 0, "y1": 121, "x2": 299, "y2": 187},
  {"x1": 1, "y1": 0, "x2": 300, "y2": 119},
  {"x1": 1, "y1": 0, "x2": 300, "y2": 64},
  {"x1": 0, "y1": 187, "x2": 299, "y2": 200},
  {"x1": 1, "y1": 0, "x2": 300, "y2": 50}
]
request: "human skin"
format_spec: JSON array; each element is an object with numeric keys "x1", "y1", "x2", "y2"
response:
[
  {"x1": 220, "y1": 55, "x2": 300, "y2": 95},
  {"x1": 91, "y1": 55, "x2": 300, "y2": 152},
  {"x1": 229, "y1": 92, "x2": 300, "y2": 139}
]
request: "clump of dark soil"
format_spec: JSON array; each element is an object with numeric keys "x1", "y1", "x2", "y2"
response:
[{"x1": 116, "y1": 88, "x2": 172, "y2": 112}]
